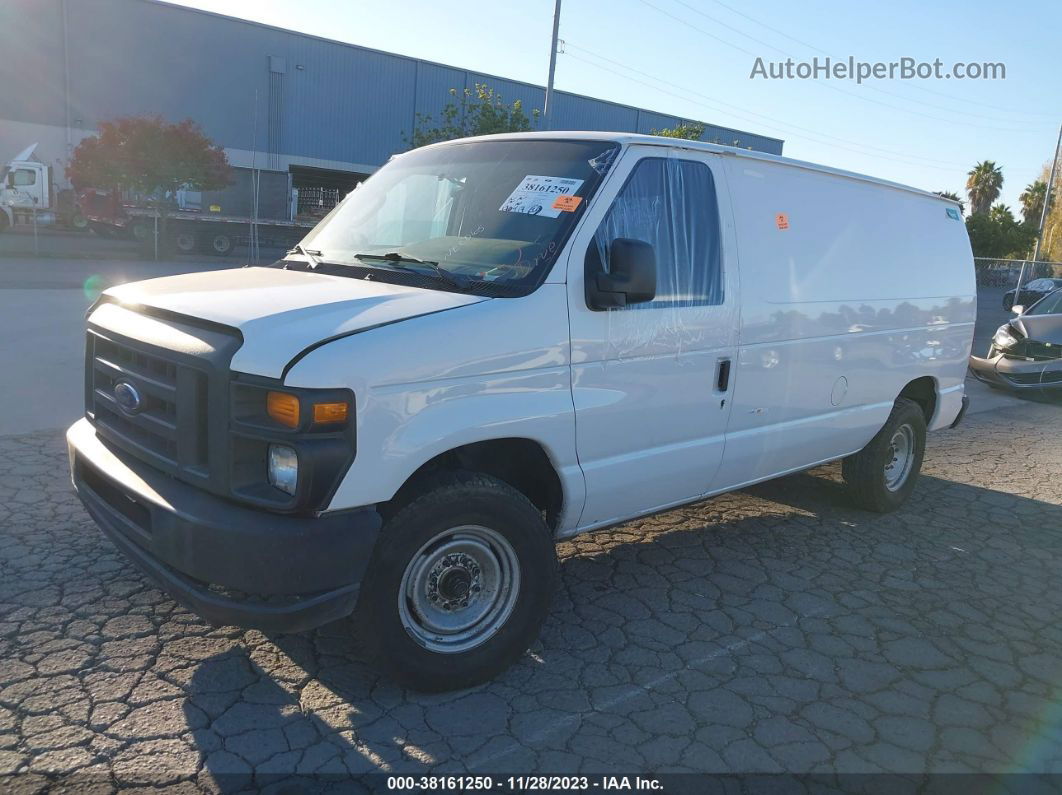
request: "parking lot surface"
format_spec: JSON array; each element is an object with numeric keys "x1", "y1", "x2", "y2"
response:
[{"x1": 1, "y1": 399, "x2": 1061, "y2": 788}]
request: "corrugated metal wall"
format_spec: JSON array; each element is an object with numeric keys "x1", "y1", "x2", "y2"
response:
[{"x1": 1, "y1": 0, "x2": 783, "y2": 176}]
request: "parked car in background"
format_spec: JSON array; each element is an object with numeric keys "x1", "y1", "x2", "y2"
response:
[
  {"x1": 1002, "y1": 278, "x2": 1062, "y2": 310},
  {"x1": 971, "y1": 288, "x2": 1062, "y2": 390}
]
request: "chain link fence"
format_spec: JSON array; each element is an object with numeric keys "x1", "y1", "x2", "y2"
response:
[{"x1": 974, "y1": 257, "x2": 1061, "y2": 290}]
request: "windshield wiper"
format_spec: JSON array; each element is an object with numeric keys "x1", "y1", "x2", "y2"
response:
[
  {"x1": 285, "y1": 243, "x2": 322, "y2": 268},
  {"x1": 353, "y1": 252, "x2": 470, "y2": 290}
]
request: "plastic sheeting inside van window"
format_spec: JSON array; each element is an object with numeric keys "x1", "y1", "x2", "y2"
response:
[
  {"x1": 594, "y1": 157, "x2": 723, "y2": 309},
  {"x1": 592, "y1": 157, "x2": 723, "y2": 357}
]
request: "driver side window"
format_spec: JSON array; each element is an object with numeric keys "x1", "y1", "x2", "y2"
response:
[{"x1": 592, "y1": 157, "x2": 723, "y2": 309}]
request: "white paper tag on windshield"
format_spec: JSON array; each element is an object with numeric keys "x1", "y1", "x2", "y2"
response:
[{"x1": 499, "y1": 175, "x2": 584, "y2": 219}]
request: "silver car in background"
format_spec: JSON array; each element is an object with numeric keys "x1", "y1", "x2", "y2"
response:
[{"x1": 970, "y1": 289, "x2": 1062, "y2": 390}]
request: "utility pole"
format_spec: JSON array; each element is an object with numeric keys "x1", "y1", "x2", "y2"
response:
[
  {"x1": 543, "y1": 0, "x2": 562, "y2": 131},
  {"x1": 1033, "y1": 121, "x2": 1062, "y2": 264}
]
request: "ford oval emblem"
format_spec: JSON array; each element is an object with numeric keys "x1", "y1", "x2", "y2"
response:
[{"x1": 113, "y1": 381, "x2": 143, "y2": 415}]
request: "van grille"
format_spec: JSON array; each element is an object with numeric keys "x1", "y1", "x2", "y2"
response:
[{"x1": 87, "y1": 332, "x2": 209, "y2": 477}]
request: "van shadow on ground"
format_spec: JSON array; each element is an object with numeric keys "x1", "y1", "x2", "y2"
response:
[{"x1": 183, "y1": 462, "x2": 1062, "y2": 787}]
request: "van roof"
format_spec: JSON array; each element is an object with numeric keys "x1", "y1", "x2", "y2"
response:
[{"x1": 420, "y1": 130, "x2": 958, "y2": 205}]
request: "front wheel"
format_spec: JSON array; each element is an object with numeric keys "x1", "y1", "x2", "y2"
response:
[
  {"x1": 842, "y1": 397, "x2": 926, "y2": 513},
  {"x1": 356, "y1": 471, "x2": 557, "y2": 691}
]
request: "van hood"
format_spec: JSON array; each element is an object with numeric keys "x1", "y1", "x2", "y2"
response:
[{"x1": 105, "y1": 266, "x2": 488, "y2": 378}]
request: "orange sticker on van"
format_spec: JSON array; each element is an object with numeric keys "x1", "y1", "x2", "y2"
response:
[
  {"x1": 552, "y1": 195, "x2": 583, "y2": 212},
  {"x1": 776, "y1": 213, "x2": 789, "y2": 229}
]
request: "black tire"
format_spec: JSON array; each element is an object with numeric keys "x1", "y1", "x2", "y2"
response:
[
  {"x1": 201, "y1": 231, "x2": 235, "y2": 256},
  {"x1": 1002, "y1": 295, "x2": 1014, "y2": 311},
  {"x1": 129, "y1": 219, "x2": 152, "y2": 242},
  {"x1": 70, "y1": 212, "x2": 88, "y2": 230},
  {"x1": 842, "y1": 397, "x2": 926, "y2": 513},
  {"x1": 356, "y1": 470, "x2": 557, "y2": 691},
  {"x1": 173, "y1": 228, "x2": 198, "y2": 254}
]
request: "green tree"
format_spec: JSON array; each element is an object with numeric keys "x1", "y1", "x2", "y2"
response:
[
  {"x1": 67, "y1": 115, "x2": 230, "y2": 255},
  {"x1": 965, "y1": 161, "x2": 1003, "y2": 216},
  {"x1": 406, "y1": 84, "x2": 540, "y2": 149},
  {"x1": 966, "y1": 205, "x2": 1037, "y2": 259},
  {"x1": 989, "y1": 203, "x2": 1014, "y2": 224},
  {"x1": 1019, "y1": 179, "x2": 1047, "y2": 226},
  {"x1": 67, "y1": 115, "x2": 230, "y2": 195},
  {"x1": 934, "y1": 190, "x2": 965, "y2": 216},
  {"x1": 650, "y1": 122, "x2": 706, "y2": 141}
]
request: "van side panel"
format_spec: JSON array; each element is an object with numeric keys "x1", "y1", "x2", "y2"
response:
[{"x1": 715, "y1": 158, "x2": 974, "y2": 490}]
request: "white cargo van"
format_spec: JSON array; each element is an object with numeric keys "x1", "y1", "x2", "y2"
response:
[{"x1": 68, "y1": 132, "x2": 974, "y2": 690}]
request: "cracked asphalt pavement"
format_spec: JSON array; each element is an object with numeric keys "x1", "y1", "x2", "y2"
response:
[{"x1": 2, "y1": 400, "x2": 1062, "y2": 789}]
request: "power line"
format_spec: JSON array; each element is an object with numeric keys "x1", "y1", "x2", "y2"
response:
[
  {"x1": 564, "y1": 50, "x2": 960, "y2": 173},
  {"x1": 637, "y1": 0, "x2": 1052, "y2": 132},
  {"x1": 704, "y1": 0, "x2": 1058, "y2": 119},
  {"x1": 565, "y1": 43, "x2": 969, "y2": 171}
]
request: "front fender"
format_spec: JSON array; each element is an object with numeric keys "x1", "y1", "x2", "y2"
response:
[
  {"x1": 281, "y1": 285, "x2": 585, "y2": 532},
  {"x1": 330, "y1": 368, "x2": 584, "y2": 530}
]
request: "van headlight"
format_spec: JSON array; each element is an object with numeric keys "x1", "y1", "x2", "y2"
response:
[
  {"x1": 268, "y1": 444, "x2": 298, "y2": 495},
  {"x1": 993, "y1": 324, "x2": 1020, "y2": 349}
]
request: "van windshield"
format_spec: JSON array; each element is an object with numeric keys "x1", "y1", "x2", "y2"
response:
[{"x1": 297, "y1": 139, "x2": 618, "y2": 296}]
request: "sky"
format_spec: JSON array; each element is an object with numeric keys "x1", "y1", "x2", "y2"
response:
[{"x1": 167, "y1": 0, "x2": 1061, "y2": 211}]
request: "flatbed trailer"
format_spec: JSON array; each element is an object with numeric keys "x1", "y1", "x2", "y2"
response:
[{"x1": 82, "y1": 165, "x2": 344, "y2": 255}]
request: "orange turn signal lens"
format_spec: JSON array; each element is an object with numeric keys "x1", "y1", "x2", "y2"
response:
[
  {"x1": 266, "y1": 391, "x2": 300, "y2": 428},
  {"x1": 313, "y1": 401, "x2": 348, "y2": 425}
]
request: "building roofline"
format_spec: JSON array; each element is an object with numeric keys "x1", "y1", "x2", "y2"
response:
[{"x1": 141, "y1": 0, "x2": 784, "y2": 146}]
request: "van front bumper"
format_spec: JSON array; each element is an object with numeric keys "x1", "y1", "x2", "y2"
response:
[
  {"x1": 67, "y1": 418, "x2": 381, "y2": 633},
  {"x1": 969, "y1": 353, "x2": 1062, "y2": 390}
]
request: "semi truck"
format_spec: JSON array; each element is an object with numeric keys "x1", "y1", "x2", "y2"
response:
[
  {"x1": 1, "y1": 142, "x2": 356, "y2": 256},
  {"x1": 0, "y1": 144, "x2": 87, "y2": 232}
]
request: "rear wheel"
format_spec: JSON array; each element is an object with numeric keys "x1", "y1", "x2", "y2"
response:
[
  {"x1": 201, "y1": 230, "x2": 235, "y2": 256},
  {"x1": 356, "y1": 471, "x2": 557, "y2": 691},
  {"x1": 842, "y1": 397, "x2": 926, "y2": 513},
  {"x1": 1003, "y1": 294, "x2": 1014, "y2": 311},
  {"x1": 173, "y1": 229, "x2": 198, "y2": 254}
]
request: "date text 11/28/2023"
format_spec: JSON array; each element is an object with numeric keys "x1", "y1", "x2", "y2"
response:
[{"x1": 386, "y1": 775, "x2": 664, "y2": 791}]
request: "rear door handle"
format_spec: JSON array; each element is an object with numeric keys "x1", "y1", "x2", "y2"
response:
[{"x1": 716, "y1": 358, "x2": 731, "y2": 392}]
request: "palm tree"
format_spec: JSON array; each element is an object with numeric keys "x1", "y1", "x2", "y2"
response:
[
  {"x1": 989, "y1": 203, "x2": 1014, "y2": 223},
  {"x1": 1019, "y1": 180, "x2": 1047, "y2": 225},
  {"x1": 966, "y1": 161, "x2": 1003, "y2": 216},
  {"x1": 934, "y1": 190, "x2": 965, "y2": 215}
]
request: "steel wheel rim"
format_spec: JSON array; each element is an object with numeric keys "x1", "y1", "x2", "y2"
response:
[
  {"x1": 398, "y1": 525, "x2": 520, "y2": 654},
  {"x1": 212, "y1": 235, "x2": 230, "y2": 253},
  {"x1": 176, "y1": 232, "x2": 196, "y2": 251},
  {"x1": 884, "y1": 423, "x2": 915, "y2": 491}
]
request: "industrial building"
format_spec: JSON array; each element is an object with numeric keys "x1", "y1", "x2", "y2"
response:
[{"x1": 4, "y1": 0, "x2": 783, "y2": 195}]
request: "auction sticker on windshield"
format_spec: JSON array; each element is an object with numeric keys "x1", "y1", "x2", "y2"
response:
[{"x1": 499, "y1": 175, "x2": 584, "y2": 218}]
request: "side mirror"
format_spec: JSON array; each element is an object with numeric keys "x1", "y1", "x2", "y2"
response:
[
  {"x1": 586, "y1": 238, "x2": 657, "y2": 310},
  {"x1": 1011, "y1": 305, "x2": 1025, "y2": 315}
]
